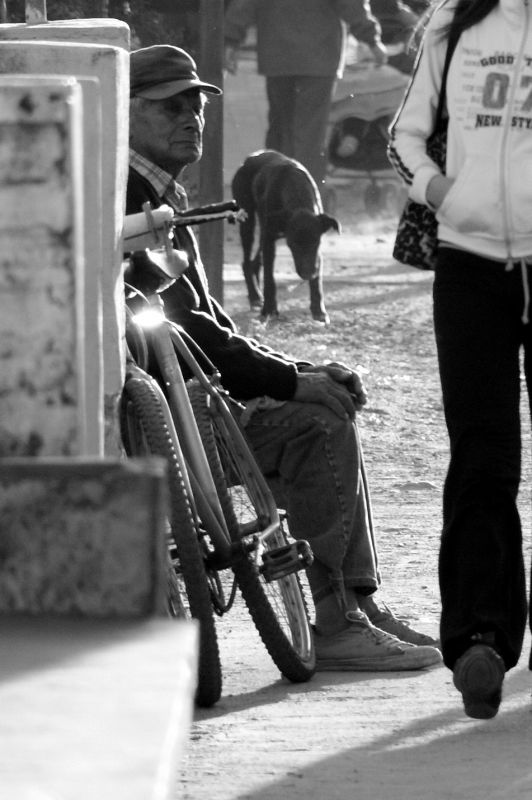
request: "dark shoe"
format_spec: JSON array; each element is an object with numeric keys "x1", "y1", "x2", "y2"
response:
[
  {"x1": 368, "y1": 604, "x2": 440, "y2": 648},
  {"x1": 453, "y1": 643, "x2": 505, "y2": 720}
]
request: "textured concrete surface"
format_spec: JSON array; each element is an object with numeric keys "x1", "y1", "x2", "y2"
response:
[
  {"x1": 0, "y1": 79, "x2": 84, "y2": 457},
  {"x1": 0, "y1": 457, "x2": 168, "y2": 617},
  {"x1": 0, "y1": 36, "x2": 130, "y2": 454}
]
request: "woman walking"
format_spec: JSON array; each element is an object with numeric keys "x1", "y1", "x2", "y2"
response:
[{"x1": 389, "y1": 0, "x2": 532, "y2": 719}]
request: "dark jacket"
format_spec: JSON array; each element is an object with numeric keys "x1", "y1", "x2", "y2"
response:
[
  {"x1": 224, "y1": 0, "x2": 382, "y2": 78},
  {"x1": 126, "y1": 167, "x2": 299, "y2": 401}
]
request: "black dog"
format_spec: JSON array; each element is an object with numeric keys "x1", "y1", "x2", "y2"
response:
[{"x1": 231, "y1": 150, "x2": 341, "y2": 323}]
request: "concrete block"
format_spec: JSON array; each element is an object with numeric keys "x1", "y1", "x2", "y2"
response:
[
  {"x1": 0, "y1": 74, "x2": 104, "y2": 457},
  {"x1": 0, "y1": 40, "x2": 130, "y2": 454},
  {"x1": 0, "y1": 457, "x2": 168, "y2": 618},
  {"x1": 0, "y1": 17, "x2": 130, "y2": 48},
  {"x1": 0, "y1": 616, "x2": 197, "y2": 800},
  {"x1": 0, "y1": 78, "x2": 87, "y2": 457}
]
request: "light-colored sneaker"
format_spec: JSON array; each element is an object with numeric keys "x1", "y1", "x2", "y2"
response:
[
  {"x1": 315, "y1": 611, "x2": 443, "y2": 671},
  {"x1": 367, "y1": 605, "x2": 440, "y2": 648}
]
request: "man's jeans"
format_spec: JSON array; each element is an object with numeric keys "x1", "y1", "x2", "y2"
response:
[
  {"x1": 433, "y1": 247, "x2": 530, "y2": 670},
  {"x1": 242, "y1": 399, "x2": 380, "y2": 598}
]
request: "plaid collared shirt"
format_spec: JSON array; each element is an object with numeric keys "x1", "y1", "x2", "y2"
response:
[{"x1": 129, "y1": 148, "x2": 188, "y2": 212}]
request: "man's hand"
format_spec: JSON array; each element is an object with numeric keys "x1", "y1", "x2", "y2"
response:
[
  {"x1": 224, "y1": 45, "x2": 239, "y2": 75},
  {"x1": 295, "y1": 363, "x2": 368, "y2": 418}
]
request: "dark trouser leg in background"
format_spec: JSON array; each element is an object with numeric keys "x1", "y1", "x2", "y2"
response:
[
  {"x1": 290, "y1": 76, "x2": 335, "y2": 191},
  {"x1": 265, "y1": 76, "x2": 296, "y2": 158},
  {"x1": 433, "y1": 248, "x2": 528, "y2": 671},
  {"x1": 265, "y1": 75, "x2": 335, "y2": 194}
]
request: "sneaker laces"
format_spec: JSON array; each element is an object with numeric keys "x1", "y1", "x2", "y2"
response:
[
  {"x1": 371, "y1": 604, "x2": 416, "y2": 630},
  {"x1": 345, "y1": 610, "x2": 407, "y2": 648},
  {"x1": 371, "y1": 601, "x2": 410, "y2": 621},
  {"x1": 362, "y1": 604, "x2": 440, "y2": 648}
]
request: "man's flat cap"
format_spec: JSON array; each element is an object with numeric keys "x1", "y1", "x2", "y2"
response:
[{"x1": 130, "y1": 44, "x2": 222, "y2": 99}]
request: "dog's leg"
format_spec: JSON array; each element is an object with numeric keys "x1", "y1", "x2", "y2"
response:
[
  {"x1": 240, "y1": 212, "x2": 263, "y2": 309},
  {"x1": 232, "y1": 165, "x2": 263, "y2": 309},
  {"x1": 249, "y1": 244, "x2": 263, "y2": 306},
  {"x1": 260, "y1": 235, "x2": 279, "y2": 319},
  {"x1": 309, "y1": 270, "x2": 329, "y2": 325}
]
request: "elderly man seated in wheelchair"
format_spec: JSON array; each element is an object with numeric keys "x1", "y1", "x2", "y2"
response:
[{"x1": 126, "y1": 43, "x2": 442, "y2": 672}]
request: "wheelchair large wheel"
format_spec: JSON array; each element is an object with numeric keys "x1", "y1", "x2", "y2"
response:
[
  {"x1": 187, "y1": 380, "x2": 316, "y2": 682},
  {"x1": 121, "y1": 372, "x2": 222, "y2": 708}
]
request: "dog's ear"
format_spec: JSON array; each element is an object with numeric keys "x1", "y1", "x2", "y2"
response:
[{"x1": 318, "y1": 213, "x2": 341, "y2": 234}]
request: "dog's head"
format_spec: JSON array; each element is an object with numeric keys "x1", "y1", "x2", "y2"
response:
[{"x1": 285, "y1": 210, "x2": 341, "y2": 280}]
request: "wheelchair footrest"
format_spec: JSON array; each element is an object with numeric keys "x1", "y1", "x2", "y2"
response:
[{"x1": 260, "y1": 539, "x2": 313, "y2": 582}]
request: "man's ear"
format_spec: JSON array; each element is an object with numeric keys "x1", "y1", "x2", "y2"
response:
[{"x1": 319, "y1": 213, "x2": 341, "y2": 234}]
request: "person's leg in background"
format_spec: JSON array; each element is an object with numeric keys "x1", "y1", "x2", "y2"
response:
[
  {"x1": 433, "y1": 247, "x2": 528, "y2": 717},
  {"x1": 265, "y1": 76, "x2": 296, "y2": 157},
  {"x1": 265, "y1": 75, "x2": 335, "y2": 199},
  {"x1": 291, "y1": 75, "x2": 335, "y2": 194}
]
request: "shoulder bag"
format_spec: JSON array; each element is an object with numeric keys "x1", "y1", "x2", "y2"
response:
[{"x1": 392, "y1": 25, "x2": 460, "y2": 271}]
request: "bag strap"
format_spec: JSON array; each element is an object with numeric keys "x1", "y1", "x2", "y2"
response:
[{"x1": 434, "y1": 21, "x2": 461, "y2": 128}]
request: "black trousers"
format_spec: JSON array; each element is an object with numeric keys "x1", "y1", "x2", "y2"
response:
[
  {"x1": 433, "y1": 247, "x2": 530, "y2": 671},
  {"x1": 265, "y1": 75, "x2": 335, "y2": 191}
]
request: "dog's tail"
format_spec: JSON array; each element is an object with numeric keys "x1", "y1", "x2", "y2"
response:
[{"x1": 231, "y1": 165, "x2": 256, "y2": 221}]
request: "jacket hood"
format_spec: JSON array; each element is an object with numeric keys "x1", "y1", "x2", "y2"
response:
[{"x1": 500, "y1": 0, "x2": 529, "y2": 26}]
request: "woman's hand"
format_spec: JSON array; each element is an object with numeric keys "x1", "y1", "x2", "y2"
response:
[{"x1": 426, "y1": 174, "x2": 454, "y2": 210}]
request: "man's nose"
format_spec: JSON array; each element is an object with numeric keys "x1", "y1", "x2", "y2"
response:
[{"x1": 180, "y1": 109, "x2": 202, "y2": 129}]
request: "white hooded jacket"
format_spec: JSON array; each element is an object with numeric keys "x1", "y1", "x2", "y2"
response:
[{"x1": 389, "y1": 0, "x2": 532, "y2": 261}]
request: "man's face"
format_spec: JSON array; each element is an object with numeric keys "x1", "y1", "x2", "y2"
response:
[{"x1": 130, "y1": 88, "x2": 206, "y2": 176}]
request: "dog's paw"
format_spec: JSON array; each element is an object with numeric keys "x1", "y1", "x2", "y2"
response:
[
  {"x1": 259, "y1": 310, "x2": 280, "y2": 325},
  {"x1": 312, "y1": 311, "x2": 330, "y2": 326}
]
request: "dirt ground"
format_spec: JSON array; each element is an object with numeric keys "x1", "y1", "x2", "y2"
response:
[{"x1": 177, "y1": 191, "x2": 532, "y2": 800}]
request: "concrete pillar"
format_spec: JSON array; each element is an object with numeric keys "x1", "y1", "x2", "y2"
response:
[
  {"x1": 1, "y1": 73, "x2": 104, "y2": 457},
  {"x1": 0, "y1": 17, "x2": 130, "y2": 48},
  {"x1": 0, "y1": 457, "x2": 168, "y2": 617},
  {"x1": 0, "y1": 77, "x2": 88, "y2": 456},
  {"x1": 0, "y1": 32, "x2": 130, "y2": 455}
]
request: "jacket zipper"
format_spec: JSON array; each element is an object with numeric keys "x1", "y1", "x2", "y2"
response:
[{"x1": 500, "y1": 0, "x2": 529, "y2": 259}]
